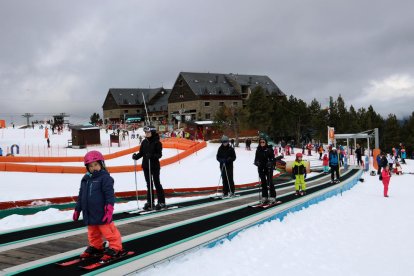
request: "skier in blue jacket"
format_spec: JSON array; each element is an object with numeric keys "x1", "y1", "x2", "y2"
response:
[{"x1": 329, "y1": 147, "x2": 340, "y2": 183}]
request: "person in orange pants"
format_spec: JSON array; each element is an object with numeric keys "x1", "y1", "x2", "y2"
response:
[
  {"x1": 381, "y1": 165, "x2": 391, "y2": 197},
  {"x1": 73, "y1": 151, "x2": 124, "y2": 262}
]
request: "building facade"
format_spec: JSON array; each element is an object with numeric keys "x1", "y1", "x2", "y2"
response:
[
  {"x1": 102, "y1": 87, "x2": 170, "y2": 124},
  {"x1": 168, "y1": 72, "x2": 285, "y2": 123}
]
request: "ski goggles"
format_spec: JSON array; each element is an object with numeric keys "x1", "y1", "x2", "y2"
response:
[{"x1": 143, "y1": 126, "x2": 156, "y2": 133}]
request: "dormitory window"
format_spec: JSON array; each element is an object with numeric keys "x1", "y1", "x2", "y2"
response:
[{"x1": 204, "y1": 101, "x2": 210, "y2": 107}]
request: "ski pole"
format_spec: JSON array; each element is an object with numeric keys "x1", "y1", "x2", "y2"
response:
[
  {"x1": 216, "y1": 163, "x2": 224, "y2": 196},
  {"x1": 223, "y1": 164, "x2": 232, "y2": 195},
  {"x1": 134, "y1": 160, "x2": 140, "y2": 210},
  {"x1": 149, "y1": 158, "x2": 153, "y2": 210}
]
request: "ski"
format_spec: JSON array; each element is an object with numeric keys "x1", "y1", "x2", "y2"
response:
[
  {"x1": 249, "y1": 201, "x2": 282, "y2": 208},
  {"x1": 56, "y1": 258, "x2": 82, "y2": 267},
  {"x1": 211, "y1": 194, "x2": 241, "y2": 200},
  {"x1": 55, "y1": 256, "x2": 101, "y2": 267},
  {"x1": 79, "y1": 251, "x2": 135, "y2": 270},
  {"x1": 127, "y1": 205, "x2": 178, "y2": 215}
]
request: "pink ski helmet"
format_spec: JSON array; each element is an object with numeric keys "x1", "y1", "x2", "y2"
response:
[
  {"x1": 84, "y1": 150, "x2": 105, "y2": 165},
  {"x1": 296, "y1": 152, "x2": 303, "y2": 158}
]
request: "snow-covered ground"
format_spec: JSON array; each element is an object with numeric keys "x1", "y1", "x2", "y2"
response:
[{"x1": 1, "y1": 127, "x2": 414, "y2": 275}]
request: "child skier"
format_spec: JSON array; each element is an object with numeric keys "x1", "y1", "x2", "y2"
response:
[
  {"x1": 73, "y1": 150, "x2": 124, "y2": 262},
  {"x1": 393, "y1": 161, "x2": 403, "y2": 175},
  {"x1": 322, "y1": 153, "x2": 329, "y2": 174},
  {"x1": 292, "y1": 153, "x2": 307, "y2": 196},
  {"x1": 381, "y1": 165, "x2": 391, "y2": 197}
]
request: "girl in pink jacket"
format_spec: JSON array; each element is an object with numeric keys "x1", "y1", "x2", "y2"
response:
[{"x1": 381, "y1": 165, "x2": 391, "y2": 197}]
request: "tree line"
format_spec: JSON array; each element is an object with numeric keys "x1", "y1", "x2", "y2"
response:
[{"x1": 214, "y1": 87, "x2": 414, "y2": 156}]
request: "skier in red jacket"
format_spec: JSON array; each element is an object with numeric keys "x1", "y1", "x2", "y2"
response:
[{"x1": 381, "y1": 165, "x2": 391, "y2": 197}]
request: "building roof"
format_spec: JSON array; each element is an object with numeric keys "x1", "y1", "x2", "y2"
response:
[
  {"x1": 108, "y1": 88, "x2": 165, "y2": 106},
  {"x1": 106, "y1": 87, "x2": 171, "y2": 112},
  {"x1": 70, "y1": 125, "x2": 100, "y2": 130},
  {"x1": 179, "y1": 72, "x2": 285, "y2": 96}
]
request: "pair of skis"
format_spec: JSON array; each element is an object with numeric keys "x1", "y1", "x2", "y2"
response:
[
  {"x1": 211, "y1": 194, "x2": 241, "y2": 200},
  {"x1": 250, "y1": 200, "x2": 282, "y2": 209},
  {"x1": 127, "y1": 205, "x2": 179, "y2": 215},
  {"x1": 56, "y1": 251, "x2": 135, "y2": 270}
]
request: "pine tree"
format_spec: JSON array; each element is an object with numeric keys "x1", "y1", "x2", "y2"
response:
[{"x1": 90, "y1": 113, "x2": 101, "y2": 125}]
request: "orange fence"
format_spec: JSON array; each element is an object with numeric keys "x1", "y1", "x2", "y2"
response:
[{"x1": 0, "y1": 138, "x2": 206, "y2": 174}]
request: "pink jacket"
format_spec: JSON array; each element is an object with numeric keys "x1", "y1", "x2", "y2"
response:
[{"x1": 382, "y1": 170, "x2": 391, "y2": 185}]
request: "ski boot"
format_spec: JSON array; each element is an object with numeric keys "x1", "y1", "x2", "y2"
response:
[
  {"x1": 155, "y1": 203, "x2": 166, "y2": 210},
  {"x1": 80, "y1": 246, "x2": 104, "y2": 259},
  {"x1": 100, "y1": 248, "x2": 125, "y2": 263},
  {"x1": 260, "y1": 197, "x2": 269, "y2": 204},
  {"x1": 143, "y1": 202, "x2": 154, "y2": 211},
  {"x1": 295, "y1": 190, "x2": 300, "y2": 196},
  {"x1": 268, "y1": 197, "x2": 277, "y2": 204},
  {"x1": 300, "y1": 190, "x2": 306, "y2": 196}
]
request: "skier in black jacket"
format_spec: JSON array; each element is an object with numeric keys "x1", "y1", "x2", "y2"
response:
[
  {"x1": 132, "y1": 125, "x2": 165, "y2": 210},
  {"x1": 216, "y1": 135, "x2": 236, "y2": 197},
  {"x1": 254, "y1": 137, "x2": 277, "y2": 203},
  {"x1": 355, "y1": 144, "x2": 362, "y2": 166}
]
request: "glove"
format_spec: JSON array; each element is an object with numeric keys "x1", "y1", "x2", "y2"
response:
[
  {"x1": 132, "y1": 153, "x2": 139, "y2": 160},
  {"x1": 73, "y1": 210, "x2": 80, "y2": 221},
  {"x1": 304, "y1": 173, "x2": 307, "y2": 179},
  {"x1": 102, "y1": 204, "x2": 114, "y2": 224}
]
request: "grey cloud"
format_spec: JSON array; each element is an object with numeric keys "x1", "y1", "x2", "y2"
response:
[{"x1": 1, "y1": 0, "x2": 414, "y2": 124}]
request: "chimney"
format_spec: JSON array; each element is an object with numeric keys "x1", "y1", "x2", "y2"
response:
[{"x1": 215, "y1": 75, "x2": 219, "y2": 83}]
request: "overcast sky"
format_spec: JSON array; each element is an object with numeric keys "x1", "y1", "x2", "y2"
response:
[{"x1": 1, "y1": 0, "x2": 414, "y2": 124}]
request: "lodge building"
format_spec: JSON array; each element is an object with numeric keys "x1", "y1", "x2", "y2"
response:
[
  {"x1": 101, "y1": 72, "x2": 284, "y2": 126},
  {"x1": 102, "y1": 87, "x2": 170, "y2": 124}
]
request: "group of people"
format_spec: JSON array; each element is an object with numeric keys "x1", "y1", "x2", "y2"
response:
[{"x1": 71, "y1": 127, "x2": 406, "y2": 264}]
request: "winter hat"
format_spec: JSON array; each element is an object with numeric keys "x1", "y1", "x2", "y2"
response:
[
  {"x1": 221, "y1": 135, "x2": 229, "y2": 143},
  {"x1": 332, "y1": 147, "x2": 337, "y2": 151},
  {"x1": 296, "y1": 152, "x2": 303, "y2": 158}
]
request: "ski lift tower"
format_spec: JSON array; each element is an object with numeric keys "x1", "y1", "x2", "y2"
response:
[{"x1": 22, "y1": 113, "x2": 33, "y2": 127}]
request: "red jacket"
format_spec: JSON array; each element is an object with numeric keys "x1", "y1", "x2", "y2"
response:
[
  {"x1": 322, "y1": 155, "x2": 329, "y2": 166},
  {"x1": 381, "y1": 170, "x2": 391, "y2": 185}
]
